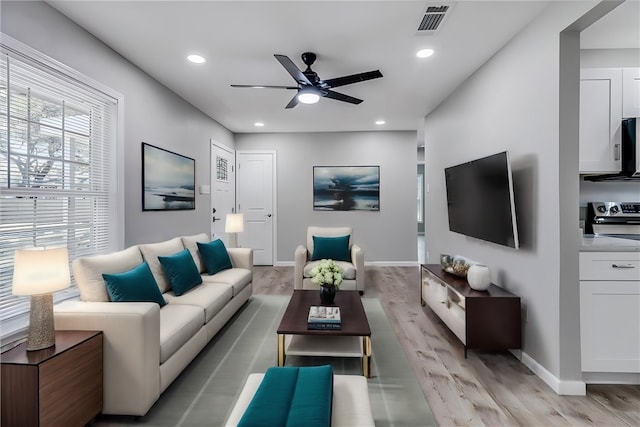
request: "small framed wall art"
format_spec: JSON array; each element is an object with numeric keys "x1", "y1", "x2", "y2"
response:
[
  {"x1": 313, "y1": 166, "x2": 380, "y2": 211},
  {"x1": 142, "y1": 143, "x2": 195, "y2": 211}
]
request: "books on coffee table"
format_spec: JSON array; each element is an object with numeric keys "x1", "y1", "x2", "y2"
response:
[{"x1": 307, "y1": 306, "x2": 341, "y2": 330}]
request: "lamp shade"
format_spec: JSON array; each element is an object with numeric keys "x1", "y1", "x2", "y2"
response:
[
  {"x1": 225, "y1": 213, "x2": 244, "y2": 233},
  {"x1": 12, "y1": 247, "x2": 70, "y2": 296}
]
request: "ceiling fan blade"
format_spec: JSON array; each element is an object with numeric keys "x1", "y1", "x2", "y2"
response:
[
  {"x1": 231, "y1": 84, "x2": 298, "y2": 89},
  {"x1": 285, "y1": 94, "x2": 299, "y2": 109},
  {"x1": 324, "y1": 90, "x2": 363, "y2": 105},
  {"x1": 323, "y1": 70, "x2": 383, "y2": 89},
  {"x1": 274, "y1": 54, "x2": 312, "y2": 86}
]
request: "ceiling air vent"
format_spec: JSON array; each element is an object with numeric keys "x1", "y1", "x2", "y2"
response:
[{"x1": 417, "y1": 4, "x2": 452, "y2": 34}]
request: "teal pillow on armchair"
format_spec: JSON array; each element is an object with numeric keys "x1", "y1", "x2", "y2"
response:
[{"x1": 311, "y1": 235, "x2": 350, "y2": 262}]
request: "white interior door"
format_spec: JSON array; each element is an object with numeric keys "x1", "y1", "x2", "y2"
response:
[
  {"x1": 237, "y1": 151, "x2": 275, "y2": 265},
  {"x1": 210, "y1": 141, "x2": 236, "y2": 246}
]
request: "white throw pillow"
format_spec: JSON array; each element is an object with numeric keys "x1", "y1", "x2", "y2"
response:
[
  {"x1": 138, "y1": 237, "x2": 185, "y2": 293},
  {"x1": 72, "y1": 246, "x2": 144, "y2": 302},
  {"x1": 181, "y1": 233, "x2": 210, "y2": 273}
]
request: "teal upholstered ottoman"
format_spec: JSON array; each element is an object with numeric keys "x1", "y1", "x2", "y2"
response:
[{"x1": 225, "y1": 366, "x2": 374, "y2": 427}]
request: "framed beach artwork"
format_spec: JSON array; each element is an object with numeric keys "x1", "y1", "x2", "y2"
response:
[
  {"x1": 142, "y1": 143, "x2": 195, "y2": 211},
  {"x1": 313, "y1": 166, "x2": 380, "y2": 211}
]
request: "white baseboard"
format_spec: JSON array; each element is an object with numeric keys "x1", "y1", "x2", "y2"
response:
[
  {"x1": 518, "y1": 351, "x2": 586, "y2": 395},
  {"x1": 273, "y1": 261, "x2": 420, "y2": 267}
]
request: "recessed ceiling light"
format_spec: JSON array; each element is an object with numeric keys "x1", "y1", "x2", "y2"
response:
[
  {"x1": 416, "y1": 49, "x2": 434, "y2": 58},
  {"x1": 254, "y1": 122, "x2": 265, "y2": 127},
  {"x1": 187, "y1": 54, "x2": 206, "y2": 64},
  {"x1": 375, "y1": 120, "x2": 386, "y2": 125}
]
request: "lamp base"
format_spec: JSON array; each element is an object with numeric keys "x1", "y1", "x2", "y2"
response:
[
  {"x1": 26, "y1": 293, "x2": 56, "y2": 351},
  {"x1": 228, "y1": 233, "x2": 238, "y2": 249}
]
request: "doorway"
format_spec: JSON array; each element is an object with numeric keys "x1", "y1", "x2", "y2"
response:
[
  {"x1": 236, "y1": 150, "x2": 276, "y2": 265},
  {"x1": 210, "y1": 141, "x2": 236, "y2": 246}
]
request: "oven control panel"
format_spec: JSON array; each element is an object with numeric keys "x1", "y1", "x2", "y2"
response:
[{"x1": 590, "y1": 202, "x2": 640, "y2": 217}]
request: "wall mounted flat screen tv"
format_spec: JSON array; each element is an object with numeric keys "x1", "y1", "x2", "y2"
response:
[{"x1": 444, "y1": 151, "x2": 519, "y2": 249}]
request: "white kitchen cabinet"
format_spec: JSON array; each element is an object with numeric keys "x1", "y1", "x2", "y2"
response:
[
  {"x1": 580, "y1": 252, "x2": 640, "y2": 374},
  {"x1": 622, "y1": 68, "x2": 640, "y2": 118},
  {"x1": 579, "y1": 68, "x2": 623, "y2": 173}
]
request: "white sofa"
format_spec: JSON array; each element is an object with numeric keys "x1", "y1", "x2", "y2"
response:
[
  {"x1": 54, "y1": 233, "x2": 253, "y2": 416},
  {"x1": 225, "y1": 373, "x2": 375, "y2": 427}
]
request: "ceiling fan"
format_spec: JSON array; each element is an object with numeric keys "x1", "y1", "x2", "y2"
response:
[{"x1": 231, "y1": 52, "x2": 383, "y2": 109}]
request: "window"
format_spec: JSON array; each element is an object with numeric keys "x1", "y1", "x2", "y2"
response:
[
  {"x1": 0, "y1": 36, "x2": 122, "y2": 340},
  {"x1": 216, "y1": 156, "x2": 228, "y2": 181},
  {"x1": 417, "y1": 174, "x2": 424, "y2": 223}
]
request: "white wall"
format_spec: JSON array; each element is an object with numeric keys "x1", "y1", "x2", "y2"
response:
[
  {"x1": 235, "y1": 131, "x2": 417, "y2": 264},
  {"x1": 423, "y1": 1, "x2": 600, "y2": 392},
  {"x1": 1, "y1": 1, "x2": 234, "y2": 247},
  {"x1": 581, "y1": 48, "x2": 640, "y2": 68}
]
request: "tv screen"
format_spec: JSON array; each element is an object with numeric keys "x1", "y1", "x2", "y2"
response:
[{"x1": 444, "y1": 151, "x2": 519, "y2": 249}]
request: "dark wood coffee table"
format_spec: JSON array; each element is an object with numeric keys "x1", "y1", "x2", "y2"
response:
[{"x1": 277, "y1": 290, "x2": 372, "y2": 377}]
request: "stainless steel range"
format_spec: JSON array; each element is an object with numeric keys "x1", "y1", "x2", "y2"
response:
[{"x1": 585, "y1": 202, "x2": 640, "y2": 239}]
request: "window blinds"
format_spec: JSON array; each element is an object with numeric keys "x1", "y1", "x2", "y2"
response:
[{"x1": 0, "y1": 42, "x2": 119, "y2": 325}]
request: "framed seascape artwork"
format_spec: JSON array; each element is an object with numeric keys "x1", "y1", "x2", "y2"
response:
[
  {"x1": 313, "y1": 166, "x2": 380, "y2": 211},
  {"x1": 142, "y1": 143, "x2": 195, "y2": 211}
]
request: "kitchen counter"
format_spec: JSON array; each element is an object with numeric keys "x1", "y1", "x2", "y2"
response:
[{"x1": 580, "y1": 235, "x2": 640, "y2": 252}]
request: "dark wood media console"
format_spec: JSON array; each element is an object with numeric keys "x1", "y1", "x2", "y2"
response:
[{"x1": 420, "y1": 264, "x2": 521, "y2": 357}]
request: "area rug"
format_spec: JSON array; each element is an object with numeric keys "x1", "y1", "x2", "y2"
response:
[{"x1": 94, "y1": 295, "x2": 436, "y2": 426}]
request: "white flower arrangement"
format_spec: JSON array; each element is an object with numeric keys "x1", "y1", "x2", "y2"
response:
[{"x1": 310, "y1": 259, "x2": 343, "y2": 288}]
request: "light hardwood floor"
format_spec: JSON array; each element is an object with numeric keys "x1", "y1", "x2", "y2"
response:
[{"x1": 253, "y1": 265, "x2": 639, "y2": 427}]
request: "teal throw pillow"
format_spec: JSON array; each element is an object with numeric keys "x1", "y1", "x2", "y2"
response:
[
  {"x1": 311, "y1": 235, "x2": 350, "y2": 262},
  {"x1": 158, "y1": 248, "x2": 203, "y2": 296},
  {"x1": 197, "y1": 239, "x2": 233, "y2": 275},
  {"x1": 102, "y1": 261, "x2": 166, "y2": 306}
]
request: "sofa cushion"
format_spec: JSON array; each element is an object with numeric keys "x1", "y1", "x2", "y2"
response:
[
  {"x1": 311, "y1": 235, "x2": 350, "y2": 262},
  {"x1": 158, "y1": 249, "x2": 203, "y2": 296},
  {"x1": 181, "y1": 233, "x2": 210, "y2": 273},
  {"x1": 201, "y1": 268, "x2": 252, "y2": 296},
  {"x1": 72, "y1": 246, "x2": 144, "y2": 302},
  {"x1": 197, "y1": 239, "x2": 233, "y2": 275},
  {"x1": 303, "y1": 260, "x2": 355, "y2": 280},
  {"x1": 159, "y1": 303, "x2": 205, "y2": 364},
  {"x1": 102, "y1": 261, "x2": 166, "y2": 307},
  {"x1": 163, "y1": 282, "x2": 233, "y2": 323},
  {"x1": 139, "y1": 237, "x2": 185, "y2": 294}
]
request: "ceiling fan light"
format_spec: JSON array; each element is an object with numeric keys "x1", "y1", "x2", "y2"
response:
[{"x1": 297, "y1": 91, "x2": 320, "y2": 104}]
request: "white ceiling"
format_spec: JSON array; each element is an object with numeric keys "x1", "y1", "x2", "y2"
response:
[{"x1": 46, "y1": 1, "x2": 637, "y2": 134}]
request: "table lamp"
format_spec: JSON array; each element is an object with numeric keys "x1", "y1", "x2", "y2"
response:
[
  {"x1": 12, "y1": 247, "x2": 70, "y2": 351},
  {"x1": 225, "y1": 213, "x2": 244, "y2": 248}
]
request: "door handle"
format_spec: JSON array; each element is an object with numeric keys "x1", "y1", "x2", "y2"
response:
[
  {"x1": 612, "y1": 264, "x2": 635, "y2": 269},
  {"x1": 212, "y1": 217, "x2": 221, "y2": 222},
  {"x1": 266, "y1": 214, "x2": 272, "y2": 218}
]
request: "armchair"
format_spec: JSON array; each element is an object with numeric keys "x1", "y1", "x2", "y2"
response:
[{"x1": 294, "y1": 226, "x2": 365, "y2": 294}]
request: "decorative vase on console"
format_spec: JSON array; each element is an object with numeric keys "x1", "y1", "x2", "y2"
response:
[
  {"x1": 467, "y1": 264, "x2": 491, "y2": 291},
  {"x1": 310, "y1": 259, "x2": 343, "y2": 305}
]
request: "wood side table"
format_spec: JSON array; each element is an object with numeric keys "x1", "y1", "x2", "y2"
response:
[{"x1": 1, "y1": 330, "x2": 103, "y2": 427}]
